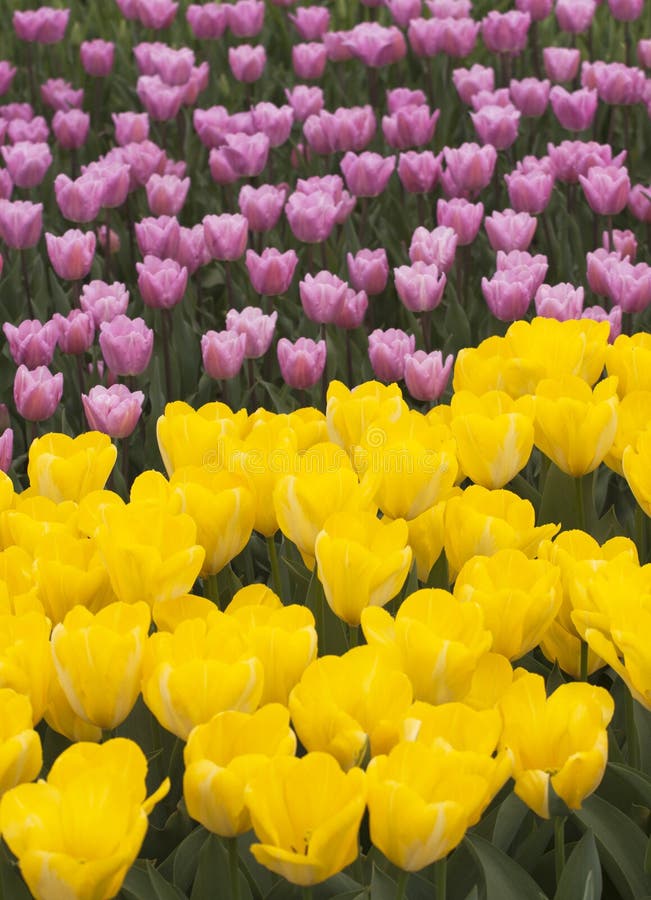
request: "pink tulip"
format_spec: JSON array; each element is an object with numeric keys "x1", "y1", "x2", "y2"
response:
[
  {"x1": 368, "y1": 328, "x2": 415, "y2": 382},
  {"x1": 442, "y1": 142, "x2": 497, "y2": 197},
  {"x1": 0, "y1": 62, "x2": 17, "y2": 96},
  {"x1": 481, "y1": 269, "x2": 534, "y2": 320},
  {"x1": 347, "y1": 248, "x2": 389, "y2": 295},
  {"x1": 13, "y1": 7, "x2": 69, "y2": 43},
  {"x1": 201, "y1": 330, "x2": 247, "y2": 379},
  {"x1": 543, "y1": 47, "x2": 581, "y2": 83},
  {"x1": 0, "y1": 200, "x2": 42, "y2": 249},
  {"x1": 221, "y1": 131, "x2": 270, "y2": 178},
  {"x1": 603, "y1": 228, "x2": 637, "y2": 260},
  {"x1": 174, "y1": 225, "x2": 209, "y2": 275},
  {"x1": 82, "y1": 384, "x2": 144, "y2": 439},
  {"x1": 285, "y1": 85, "x2": 324, "y2": 122},
  {"x1": 14, "y1": 365, "x2": 63, "y2": 421},
  {"x1": 398, "y1": 150, "x2": 442, "y2": 193},
  {"x1": 52, "y1": 109, "x2": 90, "y2": 150},
  {"x1": 137, "y1": 75, "x2": 186, "y2": 121},
  {"x1": 229, "y1": 45, "x2": 266, "y2": 83},
  {"x1": 80, "y1": 39, "x2": 115, "y2": 77},
  {"x1": 135, "y1": 0, "x2": 179, "y2": 29},
  {"x1": 203, "y1": 213, "x2": 248, "y2": 261},
  {"x1": 3, "y1": 319, "x2": 58, "y2": 369},
  {"x1": 40, "y1": 78, "x2": 83, "y2": 112},
  {"x1": 509, "y1": 78, "x2": 551, "y2": 117},
  {"x1": 481, "y1": 10, "x2": 530, "y2": 55},
  {"x1": 54, "y1": 173, "x2": 104, "y2": 223},
  {"x1": 515, "y1": 0, "x2": 553, "y2": 21},
  {"x1": 299, "y1": 271, "x2": 349, "y2": 324},
  {"x1": 452, "y1": 64, "x2": 495, "y2": 105},
  {"x1": 252, "y1": 102, "x2": 294, "y2": 147},
  {"x1": 436, "y1": 198, "x2": 484, "y2": 245},
  {"x1": 292, "y1": 43, "x2": 327, "y2": 80},
  {"x1": 484, "y1": 209, "x2": 537, "y2": 252},
  {"x1": 277, "y1": 337, "x2": 327, "y2": 389},
  {"x1": 606, "y1": 260, "x2": 651, "y2": 313},
  {"x1": 295, "y1": 175, "x2": 356, "y2": 224},
  {"x1": 341, "y1": 151, "x2": 395, "y2": 197},
  {"x1": 53, "y1": 309, "x2": 95, "y2": 354},
  {"x1": 387, "y1": 88, "x2": 427, "y2": 112},
  {"x1": 186, "y1": 3, "x2": 229, "y2": 38},
  {"x1": 135, "y1": 215, "x2": 180, "y2": 259},
  {"x1": 0, "y1": 428, "x2": 13, "y2": 473},
  {"x1": 404, "y1": 350, "x2": 454, "y2": 401},
  {"x1": 80, "y1": 280, "x2": 129, "y2": 326},
  {"x1": 471, "y1": 104, "x2": 520, "y2": 150},
  {"x1": 343, "y1": 23, "x2": 407, "y2": 67},
  {"x1": 582, "y1": 304, "x2": 622, "y2": 341},
  {"x1": 504, "y1": 168, "x2": 554, "y2": 214},
  {"x1": 549, "y1": 86, "x2": 598, "y2": 132},
  {"x1": 1, "y1": 142, "x2": 52, "y2": 189},
  {"x1": 137, "y1": 255, "x2": 188, "y2": 309},
  {"x1": 285, "y1": 190, "x2": 338, "y2": 243},
  {"x1": 113, "y1": 112, "x2": 150, "y2": 145},
  {"x1": 608, "y1": 0, "x2": 643, "y2": 19},
  {"x1": 394, "y1": 262, "x2": 447, "y2": 312},
  {"x1": 288, "y1": 6, "x2": 331, "y2": 39},
  {"x1": 496, "y1": 250, "x2": 548, "y2": 296},
  {"x1": 333, "y1": 288, "x2": 368, "y2": 329},
  {"x1": 387, "y1": 0, "x2": 422, "y2": 27},
  {"x1": 239, "y1": 184, "x2": 287, "y2": 233},
  {"x1": 225, "y1": 306, "x2": 277, "y2": 358},
  {"x1": 579, "y1": 165, "x2": 630, "y2": 216},
  {"x1": 547, "y1": 141, "x2": 625, "y2": 184},
  {"x1": 628, "y1": 184, "x2": 651, "y2": 221},
  {"x1": 535, "y1": 283, "x2": 585, "y2": 320},
  {"x1": 409, "y1": 225, "x2": 458, "y2": 272},
  {"x1": 99, "y1": 315, "x2": 154, "y2": 375},
  {"x1": 46, "y1": 229, "x2": 96, "y2": 281},
  {"x1": 228, "y1": 0, "x2": 265, "y2": 37},
  {"x1": 638, "y1": 40, "x2": 651, "y2": 69},
  {"x1": 556, "y1": 0, "x2": 596, "y2": 33},
  {"x1": 145, "y1": 174, "x2": 190, "y2": 216},
  {"x1": 426, "y1": 0, "x2": 472, "y2": 17},
  {"x1": 245, "y1": 248, "x2": 298, "y2": 295},
  {"x1": 382, "y1": 105, "x2": 440, "y2": 150}
]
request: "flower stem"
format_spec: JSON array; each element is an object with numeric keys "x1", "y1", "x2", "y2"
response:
[
  {"x1": 434, "y1": 857, "x2": 447, "y2": 900},
  {"x1": 267, "y1": 535, "x2": 282, "y2": 596},
  {"x1": 396, "y1": 870, "x2": 409, "y2": 900},
  {"x1": 625, "y1": 688, "x2": 641, "y2": 770},
  {"x1": 226, "y1": 837, "x2": 241, "y2": 900},
  {"x1": 575, "y1": 475, "x2": 586, "y2": 531},
  {"x1": 580, "y1": 640, "x2": 589, "y2": 682},
  {"x1": 554, "y1": 816, "x2": 566, "y2": 885},
  {"x1": 20, "y1": 249, "x2": 35, "y2": 319}
]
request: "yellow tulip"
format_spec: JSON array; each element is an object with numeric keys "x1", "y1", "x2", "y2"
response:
[
  {"x1": 287, "y1": 407, "x2": 328, "y2": 450},
  {"x1": 454, "y1": 549, "x2": 562, "y2": 660},
  {"x1": 32, "y1": 532, "x2": 114, "y2": 623},
  {"x1": 315, "y1": 511, "x2": 412, "y2": 626},
  {"x1": 533, "y1": 376, "x2": 619, "y2": 477},
  {"x1": 0, "y1": 689, "x2": 41, "y2": 796},
  {"x1": 245, "y1": 752, "x2": 366, "y2": 887},
  {"x1": 401, "y1": 700, "x2": 502, "y2": 755},
  {"x1": 183, "y1": 704, "x2": 296, "y2": 837},
  {"x1": 142, "y1": 613, "x2": 263, "y2": 739},
  {"x1": 605, "y1": 332, "x2": 651, "y2": 396},
  {"x1": 288, "y1": 646, "x2": 413, "y2": 770},
  {"x1": 450, "y1": 391, "x2": 534, "y2": 489},
  {"x1": 0, "y1": 612, "x2": 52, "y2": 724},
  {"x1": 169, "y1": 466, "x2": 255, "y2": 576},
  {"x1": 0, "y1": 546, "x2": 41, "y2": 617},
  {"x1": 51, "y1": 601, "x2": 150, "y2": 730},
  {"x1": 152, "y1": 593, "x2": 217, "y2": 631},
  {"x1": 0, "y1": 738, "x2": 169, "y2": 900},
  {"x1": 225, "y1": 590, "x2": 317, "y2": 705},
  {"x1": 444, "y1": 486, "x2": 559, "y2": 580},
  {"x1": 44, "y1": 674, "x2": 102, "y2": 743},
  {"x1": 604, "y1": 391, "x2": 651, "y2": 474},
  {"x1": 361, "y1": 589, "x2": 492, "y2": 704},
  {"x1": 498, "y1": 672, "x2": 613, "y2": 818},
  {"x1": 461, "y1": 653, "x2": 515, "y2": 710},
  {"x1": 96, "y1": 499, "x2": 205, "y2": 608},
  {"x1": 3, "y1": 495, "x2": 78, "y2": 556},
  {"x1": 326, "y1": 380, "x2": 407, "y2": 456},
  {"x1": 623, "y1": 428, "x2": 651, "y2": 517},
  {"x1": 274, "y1": 442, "x2": 377, "y2": 568},
  {"x1": 366, "y1": 741, "x2": 510, "y2": 871},
  {"x1": 27, "y1": 432, "x2": 117, "y2": 503},
  {"x1": 401, "y1": 497, "x2": 453, "y2": 582},
  {"x1": 156, "y1": 400, "x2": 248, "y2": 476}
]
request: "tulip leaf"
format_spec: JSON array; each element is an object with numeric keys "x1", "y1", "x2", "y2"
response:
[
  {"x1": 263, "y1": 871, "x2": 360, "y2": 899},
  {"x1": 605, "y1": 763, "x2": 651, "y2": 811},
  {"x1": 573, "y1": 794, "x2": 651, "y2": 900},
  {"x1": 465, "y1": 833, "x2": 549, "y2": 900},
  {"x1": 191, "y1": 834, "x2": 253, "y2": 900},
  {"x1": 120, "y1": 861, "x2": 186, "y2": 900},
  {"x1": 164, "y1": 826, "x2": 210, "y2": 892},
  {"x1": 554, "y1": 831, "x2": 602, "y2": 900},
  {"x1": 492, "y1": 793, "x2": 530, "y2": 853},
  {"x1": 0, "y1": 846, "x2": 31, "y2": 900},
  {"x1": 443, "y1": 297, "x2": 472, "y2": 356}
]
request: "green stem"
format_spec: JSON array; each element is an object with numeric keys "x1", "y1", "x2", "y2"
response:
[
  {"x1": 625, "y1": 688, "x2": 641, "y2": 770},
  {"x1": 434, "y1": 857, "x2": 447, "y2": 900},
  {"x1": 226, "y1": 837, "x2": 241, "y2": 900},
  {"x1": 302, "y1": 888, "x2": 313, "y2": 900},
  {"x1": 395, "y1": 869, "x2": 409, "y2": 900},
  {"x1": 575, "y1": 475, "x2": 586, "y2": 532},
  {"x1": 205, "y1": 572, "x2": 220, "y2": 608},
  {"x1": 635, "y1": 503, "x2": 647, "y2": 564},
  {"x1": 579, "y1": 640, "x2": 589, "y2": 682},
  {"x1": 267, "y1": 535, "x2": 282, "y2": 596},
  {"x1": 554, "y1": 816, "x2": 566, "y2": 885}
]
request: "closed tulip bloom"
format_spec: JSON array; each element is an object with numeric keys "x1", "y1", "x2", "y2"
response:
[
  {"x1": 347, "y1": 248, "x2": 389, "y2": 295},
  {"x1": 299, "y1": 271, "x2": 348, "y2": 324},
  {"x1": 80, "y1": 39, "x2": 115, "y2": 77},
  {"x1": 607, "y1": 260, "x2": 651, "y2": 314},
  {"x1": 485, "y1": 209, "x2": 537, "y2": 252},
  {"x1": 509, "y1": 78, "x2": 551, "y2": 117},
  {"x1": 0, "y1": 689, "x2": 42, "y2": 797},
  {"x1": 452, "y1": 64, "x2": 495, "y2": 105},
  {"x1": 187, "y1": 2, "x2": 228, "y2": 37},
  {"x1": 556, "y1": 0, "x2": 596, "y2": 32},
  {"x1": 3, "y1": 320, "x2": 58, "y2": 369},
  {"x1": 40, "y1": 78, "x2": 84, "y2": 112},
  {"x1": 113, "y1": 111, "x2": 150, "y2": 145},
  {"x1": 226, "y1": 307, "x2": 278, "y2": 359},
  {"x1": 334, "y1": 287, "x2": 369, "y2": 329},
  {"x1": 51, "y1": 602, "x2": 150, "y2": 730},
  {"x1": 239, "y1": 184, "x2": 286, "y2": 233},
  {"x1": 202, "y1": 330, "x2": 247, "y2": 380},
  {"x1": 498, "y1": 673, "x2": 613, "y2": 817},
  {"x1": 481, "y1": 269, "x2": 534, "y2": 321},
  {"x1": 289, "y1": 646, "x2": 413, "y2": 768},
  {"x1": 638, "y1": 39, "x2": 651, "y2": 68},
  {"x1": 550, "y1": 86, "x2": 598, "y2": 131},
  {"x1": 579, "y1": 165, "x2": 630, "y2": 216},
  {"x1": 609, "y1": 0, "x2": 643, "y2": 18},
  {"x1": 504, "y1": 168, "x2": 554, "y2": 214},
  {"x1": 0, "y1": 738, "x2": 169, "y2": 900},
  {"x1": 54, "y1": 173, "x2": 104, "y2": 224},
  {"x1": 14, "y1": 366, "x2": 63, "y2": 422},
  {"x1": 432, "y1": 17, "x2": 480, "y2": 57},
  {"x1": 444, "y1": 486, "x2": 559, "y2": 580},
  {"x1": 435, "y1": 198, "x2": 482, "y2": 246},
  {"x1": 203, "y1": 213, "x2": 248, "y2": 262},
  {"x1": 605, "y1": 333, "x2": 651, "y2": 395},
  {"x1": 228, "y1": 0, "x2": 265, "y2": 36},
  {"x1": 292, "y1": 42, "x2": 327, "y2": 80},
  {"x1": 229, "y1": 45, "x2": 266, "y2": 82},
  {"x1": 183, "y1": 705, "x2": 296, "y2": 838},
  {"x1": 544, "y1": 47, "x2": 581, "y2": 83},
  {"x1": 99, "y1": 315, "x2": 154, "y2": 376},
  {"x1": 343, "y1": 22, "x2": 406, "y2": 66},
  {"x1": 583, "y1": 301, "x2": 620, "y2": 341},
  {"x1": 142, "y1": 614, "x2": 262, "y2": 739},
  {"x1": 155, "y1": 400, "x2": 249, "y2": 477},
  {"x1": 409, "y1": 225, "x2": 458, "y2": 272},
  {"x1": 0, "y1": 200, "x2": 42, "y2": 250},
  {"x1": 382, "y1": 106, "x2": 440, "y2": 151},
  {"x1": 251, "y1": 103, "x2": 294, "y2": 145},
  {"x1": 285, "y1": 85, "x2": 324, "y2": 122},
  {"x1": 136, "y1": 75, "x2": 185, "y2": 121},
  {"x1": 369, "y1": 328, "x2": 416, "y2": 382},
  {"x1": 362, "y1": 588, "x2": 492, "y2": 703},
  {"x1": 1, "y1": 142, "x2": 51, "y2": 189},
  {"x1": 395, "y1": 262, "x2": 447, "y2": 312},
  {"x1": 285, "y1": 190, "x2": 338, "y2": 243},
  {"x1": 315, "y1": 512, "x2": 412, "y2": 626},
  {"x1": 471, "y1": 104, "x2": 520, "y2": 150},
  {"x1": 341, "y1": 151, "x2": 395, "y2": 197},
  {"x1": 136, "y1": 0, "x2": 179, "y2": 29},
  {"x1": 245, "y1": 247, "x2": 298, "y2": 295},
  {"x1": 481, "y1": 10, "x2": 530, "y2": 55},
  {"x1": 367, "y1": 741, "x2": 511, "y2": 872},
  {"x1": 245, "y1": 753, "x2": 366, "y2": 887},
  {"x1": 137, "y1": 255, "x2": 188, "y2": 309},
  {"x1": 45, "y1": 229, "x2": 96, "y2": 281},
  {"x1": 454, "y1": 550, "x2": 561, "y2": 660},
  {"x1": 277, "y1": 337, "x2": 326, "y2": 390},
  {"x1": 82, "y1": 384, "x2": 145, "y2": 439},
  {"x1": 80, "y1": 280, "x2": 129, "y2": 326},
  {"x1": 535, "y1": 283, "x2": 584, "y2": 320},
  {"x1": 442, "y1": 142, "x2": 497, "y2": 197},
  {"x1": 450, "y1": 390, "x2": 535, "y2": 488},
  {"x1": 0, "y1": 429, "x2": 13, "y2": 474},
  {"x1": 397, "y1": 151, "x2": 442, "y2": 194},
  {"x1": 0, "y1": 62, "x2": 16, "y2": 96},
  {"x1": 28, "y1": 432, "x2": 117, "y2": 503},
  {"x1": 404, "y1": 351, "x2": 454, "y2": 402},
  {"x1": 223, "y1": 131, "x2": 271, "y2": 178},
  {"x1": 533, "y1": 375, "x2": 619, "y2": 476},
  {"x1": 13, "y1": 7, "x2": 69, "y2": 43},
  {"x1": 515, "y1": 0, "x2": 552, "y2": 19},
  {"x1": 604, "y1": 227, "x2": 637, "y2": 261},
  {"x1": 145, "y1": 174, "x2": 190, "y2": 217}
]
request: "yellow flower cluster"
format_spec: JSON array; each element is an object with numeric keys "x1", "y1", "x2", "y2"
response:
[{"x1": 1, "y1": 317, "x2": 650, "y2": 897}]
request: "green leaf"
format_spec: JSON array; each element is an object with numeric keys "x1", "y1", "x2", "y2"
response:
[
  {"x1": 554, "y1": 831, "x2": 602, "y2": 900},
  {"x1": 191, "y1": 834, "x2": 252, "y2": 900},
  {"x1": 147, "y1": 863, "x2": 187, "y2": 900},
  {"x1": 574, "y1": 794, "x2": 651, "y2": 900},
  {"x1": 492, "y1": 793, "x2": 530, "y2": 853},
  {"x1": 369, "y1": 862, "x2": 397, "y2": 899},
  {"x1": 263, "y1": 871, "x2": 360, "y2": 900},
  {"x1": 0, "y1": 844, "x2": 32, "y2": 900},
  {"x1": 465, "y1": 833, "x2": 549, "y2": 900},
  {"x1": 163, "y1": 826, "x2": 209, "y2": 892},
  {"x1": 120, "y1": 861, "x2": 186, "y2": 900}
]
